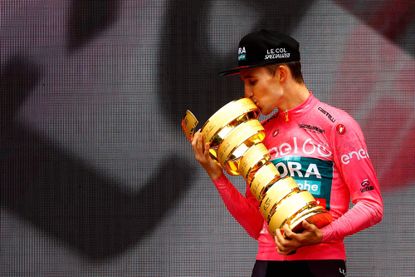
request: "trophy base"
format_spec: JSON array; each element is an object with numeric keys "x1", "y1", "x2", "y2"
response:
[{"x1": 290, "y1": 209, "x2": 333, "y2": 233}]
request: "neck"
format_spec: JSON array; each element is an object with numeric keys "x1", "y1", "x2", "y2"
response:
[{"x1": 278, "y1": 82, "x2": 310, "y2": 111}]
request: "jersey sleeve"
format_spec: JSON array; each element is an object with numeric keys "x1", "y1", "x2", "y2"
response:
[
  {"x1": 212, "y1": 174, "x2": 264, "y2": 239},
  {"x1": 321, "y1": 118, "x2": 384, "y2": 242}
]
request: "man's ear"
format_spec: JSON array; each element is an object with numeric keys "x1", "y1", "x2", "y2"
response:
[{"x1": 276, "y1": 65, "x2": 289, "y2": 83}]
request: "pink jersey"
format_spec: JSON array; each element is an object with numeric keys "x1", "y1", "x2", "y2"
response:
[{"x1": 212, "y1": 93, "x2": 383, "y2": 261}]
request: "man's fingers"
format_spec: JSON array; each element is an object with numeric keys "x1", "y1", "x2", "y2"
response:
[
  {"x1": 204, "y1": 142, "x2": 210, "y2": 153},
  {"x1": 274, "y1": 228, "x2": 284, "y2": 244},
  {"x1": 282, "y1": 224, "x2": 300, "y2": 241},
  {"x1": 191, "y1": 132, "x2": 208, "y2": 163},
  {"x1": 283, "y1": 224, "x2": 293, "y2": 238},
  {"x1": 302, "y1": 220, "x2": 316, "y2": 231},
  {"x1": 191, "y1": 130, "x2": 200, "y2": 147},
  {"x1": 275, "y1": 228, "x2": 298, "y2": 254},
  {"x1": 277, "y1": 248, "x2": 297, "y2": 255},
  {"x1": 275, "y1": 240, "x2": 296, "y2": 255}
]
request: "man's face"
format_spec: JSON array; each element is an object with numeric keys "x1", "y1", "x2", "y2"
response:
[{"x1": 240, "y1": 66, "x2": 281, "y2": 115}]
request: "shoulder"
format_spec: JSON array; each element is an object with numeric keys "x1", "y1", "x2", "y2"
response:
[
  {"x1": 313, "y1": 99, "x2": 361, "y2": 132},
  {"x1": 315, "y1": 100, "x2": 352, "y2": 123},
  {"x1": 313, "y1": 100, "x2": 367, "y2": 148}
]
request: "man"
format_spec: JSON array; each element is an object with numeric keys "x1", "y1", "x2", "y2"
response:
[{"x1": 191, "y1": 29, "x2": 383, "y2": 276}]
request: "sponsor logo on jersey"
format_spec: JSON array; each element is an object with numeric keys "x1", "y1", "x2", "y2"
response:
[
  {"x1": 336, "y1": 124, "x2": 346, "y2": 135},
  {"x1": 299, "y1": 123, "x2": 325, "y2": 134},
  {"x1": 272, "y1": 156, "x2": 333, "y2": 210},
  {"x1": 268, "y1": 137, "x2": 332, "y2": 159},
  {"x1": 341, "y1": 148, "x2": 369, "y2": 164},
  {"x1": 297, "y1": 180, "x2": 322, "y2": 194},
  {"x1": 274, "y1": 161, "x2": 322, "y2": 180},
  {"x1": 318, "y1": 106, "x2": 336, "y2": 123},
  {"x1": 360, "y1": 179, "x2": 374, "y2": 193}
]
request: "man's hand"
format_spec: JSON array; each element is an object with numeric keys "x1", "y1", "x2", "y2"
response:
[
  {"x1": 274, "y1": 220, "x2": 323, "y2": 255},
  {"x1": 191, "y1": 130, "x2": 223, "y2": 180}
]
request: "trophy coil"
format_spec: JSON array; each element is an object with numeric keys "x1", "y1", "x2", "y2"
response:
[{"x1": 182, "y1": 98, "x2": 332, "y2": 235}]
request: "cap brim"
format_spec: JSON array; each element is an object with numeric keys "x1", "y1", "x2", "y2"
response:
[
  {"x1": 218, "y1": 60, "x2": 284, "y2": 77},
  {"x1": 218, "y1": 65, "x2": 250, "y2": 77}
]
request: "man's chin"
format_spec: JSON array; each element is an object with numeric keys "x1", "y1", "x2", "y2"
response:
[{"x1": 260, "y1": 108, "x2": 270, "y2": 116}]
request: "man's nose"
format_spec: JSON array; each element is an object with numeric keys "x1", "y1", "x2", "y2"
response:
[{"x1": 244, "y1": 85, "x2": 252, "y2": 98}]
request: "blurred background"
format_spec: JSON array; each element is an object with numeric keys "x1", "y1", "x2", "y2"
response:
[{"x1": 1, "y1": 0, "x2": 414, "y2": 276}]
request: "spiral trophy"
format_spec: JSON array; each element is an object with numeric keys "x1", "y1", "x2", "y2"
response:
[{"x1": 182, "y1": 98, "x2": 332, "y2": 235}]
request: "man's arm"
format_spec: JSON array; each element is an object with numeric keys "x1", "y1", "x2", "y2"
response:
[
  {"x1": 322, "y1": 117, "x2": 383, "y2": 242},
  {"x1": 191, "y1": 130, "x2": 264, "y2": 239}
]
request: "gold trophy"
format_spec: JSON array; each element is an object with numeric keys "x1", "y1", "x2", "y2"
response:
[{"x1": 182, "y1": 98, "x2": 332, "y2": 235}]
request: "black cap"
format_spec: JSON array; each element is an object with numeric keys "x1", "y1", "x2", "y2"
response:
[{"x1": 219, "y1": 29, "x2": 301, "y2": 76}]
